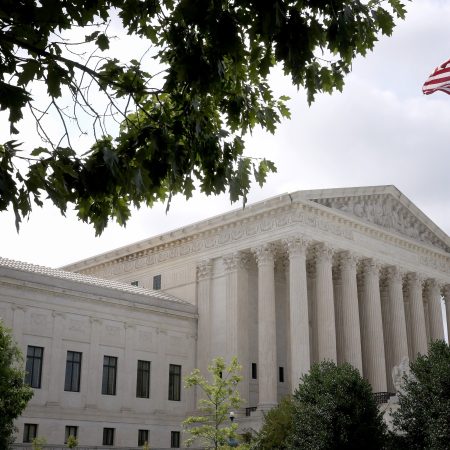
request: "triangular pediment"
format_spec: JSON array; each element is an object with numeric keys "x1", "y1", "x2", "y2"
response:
[{"x1": 301, "y1": 186, "x2": 450, "y2": 253}]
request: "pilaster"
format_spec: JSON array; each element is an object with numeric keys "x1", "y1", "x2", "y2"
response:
[
  {"x1": 197, "y1": 260, "x2": 213, "y2": 378},
  {"x1": 47, "y1": 311, "x2": 66, "y2": 405}
]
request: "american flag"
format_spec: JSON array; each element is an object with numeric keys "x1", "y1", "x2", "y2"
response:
[{"x1": 422, "y1": 58, "x2": 450, "y2": 95}]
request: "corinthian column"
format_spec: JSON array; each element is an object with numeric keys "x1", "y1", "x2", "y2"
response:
[
  {"x1": 425, "y1": 279, "x2": 445, "y2": 341},
  {"x1": 223, "y1": 252, "x2": 250, "y2": 402},
  {"x1": 253, "y1": 243, "x2": 277, "y2": 409},
  {"x1": 443, "y1": 285, "x2": 450, "y2": 342},
  {"x1": 338, "y1": 252, "x2": 362, "y2": 372},
  {"x1": 284, "y1": 236, "x2": 310, "y2": 392},
  {"x1": 314, "y1": 244, "x2": 337, "y2": 362},
  {"x1": 358, "y1": 260, "x2": 387, "y2": 392},
  {"x1": 405, "y1": 273, "x2": 427, "y2": 358},
  {"x1": 197, "y1": 260, "x2": 213, "y2": 378},
  {"x1": 384, "y1": 267, "x2": 409, "y2": 370}
]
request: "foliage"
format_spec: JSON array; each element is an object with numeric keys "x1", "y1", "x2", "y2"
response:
[
  {"x1": 31, "y1": 436, "x2": 47, "y2": 450},
  {"x1": 0, "y1": 321, "x2": 34, "y2": 449},
  {"x1": 391, "y1": 340, "x2": 450, "y2": 450},
  {"x1": 66, "y1": 434, "x2": 78, "y2": 448},
  {"x1": 183, "y1": 357, "x2": 242, "y2": 449},
  {"x1": 289, "y1": 361, "x2": 386, "y2": 450},
  {"x1": 0, "y1": 1, "x2": 407, "y2": 234},
  {"x1": 251, "y1": 396, "x2": 294, "y2": 450}
]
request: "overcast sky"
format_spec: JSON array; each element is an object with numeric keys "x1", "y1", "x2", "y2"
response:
[{"x1": 1, "y1": 0, "x2": 450, "y2": 268}]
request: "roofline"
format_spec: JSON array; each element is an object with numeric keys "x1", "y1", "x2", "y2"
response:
[
  {"x1": 0, "y1": 261, "x2": 196, "y2": 316},
  {"x1": 62, "y1": 185, "x2": 450, "y2": 271}
]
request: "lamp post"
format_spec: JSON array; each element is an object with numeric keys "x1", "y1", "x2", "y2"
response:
[{"x1": 228, "y1": 411, "x2": 238, "y2": 447}]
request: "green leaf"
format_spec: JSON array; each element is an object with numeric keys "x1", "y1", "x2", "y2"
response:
[{"x1": 95, "y1": 34, "x2": 110, "y2": 50}]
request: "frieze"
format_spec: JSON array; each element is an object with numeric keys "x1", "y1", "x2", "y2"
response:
[
  {"x1": 82, "y1": 206, "x2": 355, "y2": 276},
  {"x1": 419, "y1": 255, "x2": 450, "y2": 275}
]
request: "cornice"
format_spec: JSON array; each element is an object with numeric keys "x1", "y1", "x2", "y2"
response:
[{"x1": 63, "y1": 194, "x2": 450, "y2": 278}]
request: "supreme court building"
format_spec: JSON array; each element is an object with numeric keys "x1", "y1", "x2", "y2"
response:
[{"x1": 2, "y1": 185, "x2": 450, "y2": 447}]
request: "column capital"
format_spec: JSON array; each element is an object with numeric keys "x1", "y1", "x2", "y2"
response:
[
  {"x1": 359, "y1": 259, "x2": 382, "y2": 277},
  {"x1": 223, "y1": 252, "x2": 250, "y2": 272},
  {"x1": 197, "y1": 259, "x2": 213, "y2": 280},
  {"x1": 442, "y1": 284, "x2": 450, "y2": 300},
  {"x1": 313, "y1": 244, "x2": 334, "y2": 264},
  {"x1": 284, "y1": 235, "x2": 310, "y2": 258},
  {"x1": 253, "y1": 243, "x2": 276, "y2": 265},
  {"x1": 337, "y1": 251, "x2": 359, "y2": 271},
  {"x1": 424, "y1": 278, "x2": 442, "y2": 293},
  {"x1": 383, "y1": 266, "x2": 405, "y2": 284},
  {"x1": 405, "y1": 272, "x2": 425, "y2": 285}
]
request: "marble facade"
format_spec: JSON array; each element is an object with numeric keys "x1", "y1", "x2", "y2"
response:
[{"x1": 2, "y1": 185, "x2": 450, "y2": 447}]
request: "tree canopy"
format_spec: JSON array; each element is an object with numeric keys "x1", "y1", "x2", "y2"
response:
[
  {"x1": 289, "y1": 361, "x2": 387, "y2": 450},
  {"x1": 391, "y1": 340, "x2": 450, "y2": 450},
  {"x1": 0, "y1": 0, "x2": 406, "y2": 234},
  {"x1": 0, "y1": 321, "x2": 34, "y2": 449}
]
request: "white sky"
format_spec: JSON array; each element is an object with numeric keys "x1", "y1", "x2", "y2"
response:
[{"x1": 1, "y1": 0, "x2": 450, "y2": 268}]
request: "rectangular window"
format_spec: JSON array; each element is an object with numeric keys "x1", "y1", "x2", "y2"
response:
[
  {"x1": 102, "y1": 356, "x2": 117, "y2": 395},
  {"x1": 138, "y1": 429, "x2": 149, "y2": 447},
  {"x1": 251, "y1": 363, "x2": 257, "y2": 380},
  {"x1": 65, "y1": 426, "x2": 78, "y2": 443},
  {"x1": 171, "y1": 431, "x2": 180, "y2": 448},
  {"x1": 279, "y1": 367, "x2": 284, "y2": 383},
  {"x1": 23, "y1": 424, "x2": 38, "y2": 443},
  {"x1": 153, "y1": 274, "x2": 161, "y2": 290},
  {"x1": 136, "y1": 360, "x2": 151, "y2": 398},
  {"x1": 131, "y1": 280, "x2": 139, "y2": 286},
  {"x1": 64, "y1": 351, "x2": 82, "y2": 392},
  {"x1": 103, "y1": 428, "x2": 115, "y2": 446},
  {"x1": 25, "y1": 346, "x2": 44, "y2": 388},
  {"x1": 168, "y1": 364, "x2": 181, "y2": 401}
]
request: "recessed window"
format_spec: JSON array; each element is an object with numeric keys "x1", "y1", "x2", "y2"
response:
[
  {"x1": 65, "y1": 351, "x2": 82, "y2": 392},
  {"x1": 131, "y1": 281, "x2": 139, "y2": 286},
  {"x1": 65, "y1": 426, "x2": 78, "y2": 443},
  {"x1": 168, "y1": 364, "x2": 181, "y2": 401},
  {"x1": 23, "y1": 424, "x2": 38, "y2": 443},
  {"x1": 251, "y1": 363, "x2": 257, "y2": 380},
  {"x1": 171, "y1": 431, "x2": 180, "y2": 448},
  {"x1": 279, "y1": 367, "x2": 284, "y2": 383},
  {"x1": 25, "y1": 346, "x2": 44, "y2": 388},
  {"x1": 153, "y1": 274, "x2": 161, "y2": 290},
  {"x1": 138, "y1": 429, "x2": 149, "y2": 447},
  {"x1": 103, "y1": 428, "x2": 115, "y2": 446},
  {"x1": 136, "y1": 360, "x2": 151, "y2": 398},
  {"x1": 102, "y1": 356, "x2": 117, "y2": 395}
]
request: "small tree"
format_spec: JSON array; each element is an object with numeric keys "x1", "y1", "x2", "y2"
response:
[
  {"x1": 391, "y1": 340, "x2": 450, "y2": 450},
  {"x1": 66, "y1": 434, "x2": 78, "y2": 448},
  {"x1": 0, "y1": 321, "x2": 34, "y2": 449},
  {"x1": 289, "y1": 361, "x2": 386, "y2": 450},
  {"x1": 183, "y1": 357, "x2": 242, "y2": 449},
  {"x1": 252, "y1": 396, "x2": 294, "y2": 450}
]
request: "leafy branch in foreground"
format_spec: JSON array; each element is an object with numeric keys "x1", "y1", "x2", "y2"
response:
[
  {"x1": 0, "y1": 1, "x2": 407, "y2": 233},
  {"x1": 183, "y1": 357, "x2": 242, "y2": 449}
]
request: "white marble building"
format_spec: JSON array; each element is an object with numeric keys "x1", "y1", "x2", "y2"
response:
[
  {"x1": 2, "y1": 185, "x2": 450, "y2": 447},
  {"x1": 0, "y1": 260, "x2": 196, "y2": 448}
]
